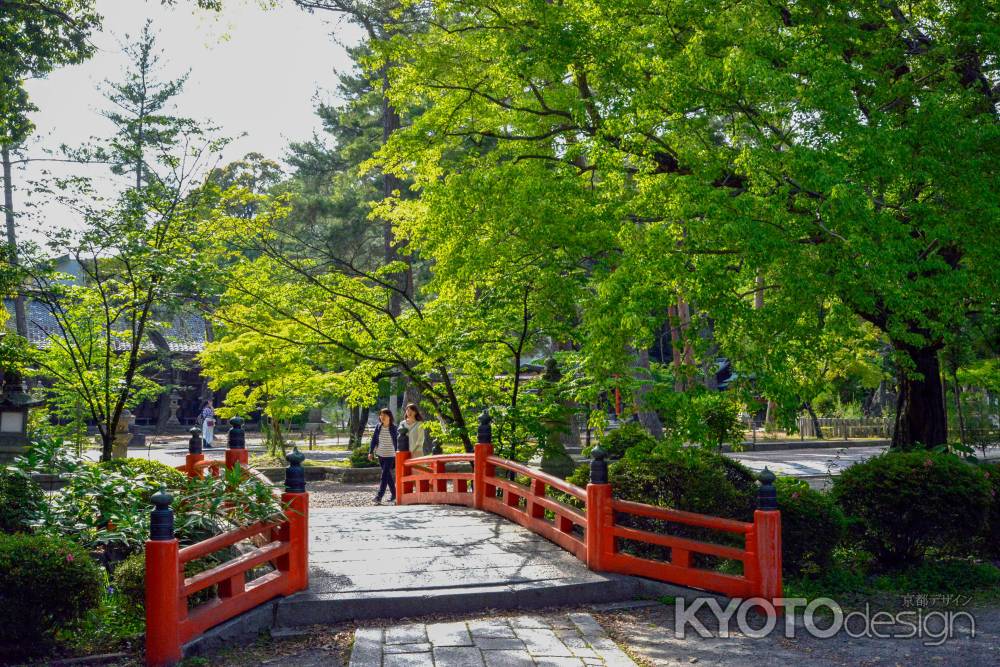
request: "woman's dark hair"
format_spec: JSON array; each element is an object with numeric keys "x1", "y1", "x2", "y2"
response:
[
  {"x1": 378, "y1": 407, "x2": 395, "y2": 426},
  {"x1": 405, "y1": 403, "x2": 423, "y2": 421}
]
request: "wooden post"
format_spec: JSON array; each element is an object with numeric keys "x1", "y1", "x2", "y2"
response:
[
  {"x1": 145, "y1": 490, "x2": 181, "y2": 667},
  {"x1": 395, "y1": 450, "x2": 411, "y2": 503},
  {"x1": 225, "y1": 417, "x2": 249, "y2": 470},
  {"x1": 586, "y1": 446, "x2": 612, "y2": 571},
  {"x1": 433, "y1": 460, "x2": 448, "y2": 493},
  {"x1": 282, "y1": 449, "x2": 309, "y2": 594},
  {"x1": 754, "y1": 467, "x2": 782, "y2": 605},
  {"x1": 474, "y1": 443, "x2": 492, "y2": 510},
  {"x1": 528, "y1": 479, "x2": 546, "y2": 519},
  {"x1": 396, "y1": 424, "x2": 411, "y2": 503},
  {"x1": 473, "y1": 409, "x2": 493, "y2": 510},
  {"x1": 184, "y1": 427, "x2": 203, "y2": 478}
]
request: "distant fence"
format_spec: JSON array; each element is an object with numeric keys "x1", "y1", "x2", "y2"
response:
[{"x1": 797, "y1": 417, "x2": 892, "y2": 439}]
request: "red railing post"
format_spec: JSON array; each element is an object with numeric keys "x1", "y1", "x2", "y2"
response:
[
  {"x1": 473, "y1": 410, "x2": 493, "y2": 510},
  {"x1": 754, "y1": 468, "x2": 782, "y2": 604},
  {"x1": 146, "y1": 490, "x2": 182, "y2": 667},
  {"x1": 473, "y1": 443, "x2": 491, "y2": 509},
  {"x1": 585, "y1": 446, "x2": 612, "y2": 571},
  {"x1": 396, "y1": 425, "x2": 413, "y2": 503},
  {"x1": 395, "y1": 450, "x2": 411, "y2": 503},
  {"x1": 225, "y1": 417, "x2": 249, "y2": 470},
  {"x1": 281, "y1": 449, "x2": 310, "y2": 594}
]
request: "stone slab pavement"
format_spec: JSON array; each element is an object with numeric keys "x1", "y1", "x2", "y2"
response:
[
  {"x1": 271, "y1": 505, "x2": 644, "y2": 628},
  {"x1": 350, "y1": 613, "x2": 637, "y2": 666},
  {"x1": 304, "y1": 505, "x2": 619, "y2": 598}
]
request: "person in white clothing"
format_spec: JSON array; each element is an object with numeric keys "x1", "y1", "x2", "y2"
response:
[
  {"x1": 200, "y1": 402, "x2": 216, "y2": 449},
  {"x1": 402, "y1": 403, "x2": 427, "y2": 456}
]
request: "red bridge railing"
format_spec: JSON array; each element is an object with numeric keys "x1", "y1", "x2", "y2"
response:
[
  {"x1": 396, "y1": 412, "x2": 781, "y2": 604},
  {"x1": 146, "y1": 419, "x2": 309, "y2": 667}
]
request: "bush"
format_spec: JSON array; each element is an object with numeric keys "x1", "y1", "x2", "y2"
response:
[
  {"x1": 832, "y1": 451, "x2": 991, "y2": 567},
  {"x1": 113, "y1": 552, "x2": 218, "y2": 613},
  {"x1": 606, "y1": 445, "x2": 756, "y2": 566},
  {"x1": 582, "y1": 422, "x2": 656, "y2": 460},
  {"x1": 99, "y1": 457, "x2": 187, "y2": 491},
  {"x1": 13, "y1": 435, "x2": 83, "y2": 475},
  {"x1": 350, "y1": 445, "x2": 377, "y2": 468},
  {"x1": 981, "y1": 463, "x2": 1000, "y2": 558},
  {"x1": 0, "y1": 467, "x2": 43, "y2": 533},
  {"x1": 691, "y1": 392, "x2": 746, "y2": 451},
  {"x1": 613, "y1": 444, "x2": 756, "y2": 520},
  {"x1": 0, "y1": 533, "x2": 103, "y2": 657},
  {"x1": 42, "y1": 463, "x2": 160, "y2": 556},
  {"x1": 775, "y1": 477, "x2": 845, "y2": 576}
]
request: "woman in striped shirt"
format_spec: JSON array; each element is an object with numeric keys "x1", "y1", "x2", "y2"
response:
[{"x1": 368, "y1": 408, "x2": 399, "y2": 504}]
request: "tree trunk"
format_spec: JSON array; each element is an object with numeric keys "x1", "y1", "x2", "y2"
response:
[
  {"x1": 891, "y1": 345, "x2": 947, "y2": 449},
  {"x1": 668, "y1": 302, "x2": 684, "y2": 391},
  {"x1": 804, "y1": 401, "x2": 824, "y2": 439},
  {"x1": 633, "y1": 348, "x2": 663, "y2": 438},
  {"x1": 2, "y1": 145, "x2": 28, "y2": 337},
  {"x1": 951, "y1": 368, "x2": 966, "y2": 445},
  {"x1": 100, "y1": 428, "x2": 113, "y2": 463},
  {"x1": 764, "y1": 400, "x2": 777, "y2": 427}
]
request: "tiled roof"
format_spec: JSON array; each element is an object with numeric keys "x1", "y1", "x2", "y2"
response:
[{"x1": 3, "y1": 298, "x2": 208, "y2": 354}]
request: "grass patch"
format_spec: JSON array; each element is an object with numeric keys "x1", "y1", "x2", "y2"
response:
[{"x1": 784, "y1": 548, "x2": 1000, "y2": 610}]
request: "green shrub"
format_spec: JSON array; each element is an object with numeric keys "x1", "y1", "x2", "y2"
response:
[
  {"x1": 350, "y1": 446, "x2": 377, "y2": 468},
  {"x1": 113, "y1": 551, "x2": 218, "y2": 613},
  {"x1": 39, "y1": 460, "x2": 283, "y2": 557},
  {"x1": 582, "y1": 422, "x2": 656, "y2": 460},
  {"x1": 13, "y1": 435, "x2": 83, "y2": 475},
  {"x1": 775, "y1": 477, "x2": 845, "y2": 576},
  {"x1": 691, "y1": 392, "x2": 746, "y2": 451},
  {"x1": 614, "y1": 444, "x2": 756, "y2": 519},
  {"x1": 981, "y1": 463, "x2": 1000, "y2": 558},
  {"x1": 99, "y1": 457, "x2": 187, "y2": 490},
  {"x1": 0, "y1": 467, "x2": 43, "y2": 533},
  {"x1": 41, "y1": 463, "x2": 159, "y2": 555},
  {"x1": 606, "y1": 445, "x2": 756, "y2": 566},
  {"x1": 832, "y1": 452, "x2": 991, "y2": 567},
  {"x1": 0, "y1": 533, "x2": 103, "y2": 657}
]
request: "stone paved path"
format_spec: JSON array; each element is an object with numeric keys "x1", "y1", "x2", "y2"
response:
[{"x1": 349, "y1": 613, "x2": 637, "y2": 666}]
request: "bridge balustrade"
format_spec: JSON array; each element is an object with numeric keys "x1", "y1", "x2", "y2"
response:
[
  {"x1": 146, "y1": 419, "x2": 309, "y2": 667},
  {"x1": 396, "y1": 411, "x2": 782, "y2": 605}
]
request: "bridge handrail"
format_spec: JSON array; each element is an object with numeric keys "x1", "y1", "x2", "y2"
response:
[
  {"x1": 178, "y1": 519, "x2": 282, "y2": 563},
  {"x1": 610, "y1": 499, "x2": 754, "y2": 534},
  {"x1": 404, "y1": 453, "x2": 473, "y2": 466},
  {"x1": 485, "y1": 455, "x2": 587, "y2": 501},
  {"x1": 146, "y1": 423, "x2": 309, "y2": 667},
  {"x1": 395, "y1": 415, "x2": 782, "y2": 607}
]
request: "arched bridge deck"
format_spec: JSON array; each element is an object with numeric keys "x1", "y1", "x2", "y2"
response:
[{"x1": 274, "y1": 504, "x2": 644, "y2": 627}]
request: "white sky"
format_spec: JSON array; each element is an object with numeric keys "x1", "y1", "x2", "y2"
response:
[{"x1": 15, "y1": 0, "x2": 363, "y2": 245}]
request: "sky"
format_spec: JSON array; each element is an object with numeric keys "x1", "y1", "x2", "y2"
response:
[{"x1": 15, "y1": 0, "x2": 363, "y2": 245}]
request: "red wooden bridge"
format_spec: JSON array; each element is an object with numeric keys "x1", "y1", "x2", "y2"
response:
[{"x1": 144, "y1": 414, "x2": 781, "y2": 666}]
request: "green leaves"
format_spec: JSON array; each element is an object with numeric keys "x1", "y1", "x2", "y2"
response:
[{"x1": 0, "y1": 1, "x2": 101, "y2": 143}]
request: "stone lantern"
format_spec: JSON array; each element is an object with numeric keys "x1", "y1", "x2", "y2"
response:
[{"x1": 0, "y1": 372, "x2": 44, "y2": 463}]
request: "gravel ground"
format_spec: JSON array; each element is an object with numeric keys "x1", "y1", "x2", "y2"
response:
[
  {"x1": 306, "y1": 480, "x2": 382, "y2": 508},
  {"x1": 594, "y1": 602, "x2": 1000, "y2": 667}
]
